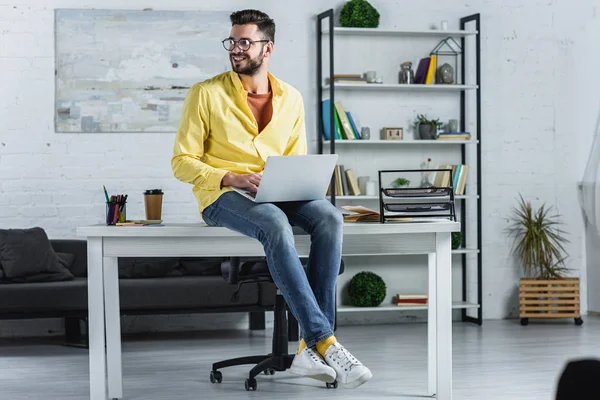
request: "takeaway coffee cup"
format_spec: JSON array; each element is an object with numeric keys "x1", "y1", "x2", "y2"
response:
[{"x1": 144, "y1": 189, "x2": 163, "y2": 220}]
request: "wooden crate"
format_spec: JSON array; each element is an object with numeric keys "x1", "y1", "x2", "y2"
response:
[{"x1": 519, "y1": 278, "x2": 582, "y2": 325}]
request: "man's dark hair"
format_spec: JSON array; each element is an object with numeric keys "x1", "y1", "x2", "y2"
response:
[{"x1": 230, "y1": 9, "x2": 275, "y2": 44}]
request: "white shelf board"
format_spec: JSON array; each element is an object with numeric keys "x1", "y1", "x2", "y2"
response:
[
  {"x1": 452, "y1": 248, "x2": 480, "y2": 254},
  {"x1": 333, "y1": 248, "x2": 478, "y2": 256},
  {"x1": 337, "y1": 301, "x2": 480, "y2": 313},
  {"x1": 323, "y1": 83, "x2": 478, "y2": 91},
  {"x1": 323, "y1": 139, "x2": 478, "y2": 145},
  {"x1": 336, "y1": 195, "x2": 479, "y2": 200},
  {"x1": 323, "y1": 27, "x2": 478, "y2": 37}
]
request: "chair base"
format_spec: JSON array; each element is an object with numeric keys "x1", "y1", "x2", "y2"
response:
[
  {"x1": 210, "y1": 293, "x2": 297, "y2": 391},
  {"x1": 212, "y1": 353, "x2": 295, "y2": 378}
]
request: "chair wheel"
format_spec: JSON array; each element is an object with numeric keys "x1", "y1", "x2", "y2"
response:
[
  {"x1": 326, "y1": 380, "x2": 338, "y2": 389},
  {"x1": 245, "y1": 378, "x2": 257, "y2": 391},
  {"x1": 210, "y1": 370, "x2": 222, "y2": 383},
  {"x1": 520, "y1": 318, "x2": 529, "y2": 326},
  {"x1": 263, "y1": 368, "x2": 275, "y2": 375},
  {"x1": 575, "y1": 318, "x2": 584, "y2": 326}
]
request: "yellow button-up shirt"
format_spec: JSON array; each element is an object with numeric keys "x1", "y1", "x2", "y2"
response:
[{"x1": 171, "y1": 70, "x2": 307, "y2": 215}]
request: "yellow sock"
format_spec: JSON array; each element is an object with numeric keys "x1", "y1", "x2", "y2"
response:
[
  {"x1": 315, "y1": 335, "x2": 337, "y2": 358},
  {"x1": 297, "y1": 338, "x2": 306, "y2": 355}
]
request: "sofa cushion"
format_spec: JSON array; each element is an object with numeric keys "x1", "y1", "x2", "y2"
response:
[
  {"x1": 0, "y1": 227, "x2": 74, "y2": 283},
  {"x1": 0, "y1": 278, "x2": 88, "y2": 313},
  {"x1": 119, "y1": 275, "x2": 260, "y2": 310},
  {"x1": 50, "y1": 240, "x2": 88, "y2": 277},
  {"x1": 178, "y1": 257, "x2": 224, "y2": 276},
  {"x1": 0, "y1": 276, "x2": 265, "y2": 313},
  {"x1": 118, "y1": 257, "x2": 181, "y2": 279},
  {"x1": 56, "y1": 252, "x2": 76, "y2": 271}
]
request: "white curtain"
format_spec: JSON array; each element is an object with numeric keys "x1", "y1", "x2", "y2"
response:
[{"x1": 579, "y1": 109, "x2": 600, "y2": 233}]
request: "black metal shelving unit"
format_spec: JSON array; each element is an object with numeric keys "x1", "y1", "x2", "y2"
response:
[{"x1": 316, "y1": 9, "x2": 483, "y2": 325}]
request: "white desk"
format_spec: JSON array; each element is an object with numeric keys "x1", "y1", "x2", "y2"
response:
[{"x1": 77, "y1": 221, "x2": 459, "y2": 400}]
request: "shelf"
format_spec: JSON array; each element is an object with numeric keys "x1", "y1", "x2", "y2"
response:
[
  {"x1": 323, "y1": 139, "x2": 478, "y2": 145},
  {"x1": 336, "y1": 195, "x2": 479, "y2": 200},
  {"x1": 323, "y1": 27, "x2": 478, "y2": 37},
  {"x1": 323, "y1": 83, "x2": 478, "y2": 91},
  {"x1": 452, "y1": 248, "x2": 480, "y2": 254},
  {"x1": 337, "y1": 301, "x2": 480, "y2": 313}
]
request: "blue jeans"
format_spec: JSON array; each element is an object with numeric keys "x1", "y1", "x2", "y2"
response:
[{"x1": 202, "y1": 191, "x2": 343, "y2": 348}]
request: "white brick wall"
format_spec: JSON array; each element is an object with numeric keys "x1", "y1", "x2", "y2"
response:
[{"x1": 1, "y1": 0, "x2": 598, "y2": 337}]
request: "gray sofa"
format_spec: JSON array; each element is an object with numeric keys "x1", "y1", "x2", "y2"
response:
[{"x1": 0, "y1": 238, "x2": 278, "y2": 344}]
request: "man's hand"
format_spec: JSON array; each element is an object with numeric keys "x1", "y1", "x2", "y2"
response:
[{"x1": 222, "y1": 172, "x2": 262, "y2": 192}]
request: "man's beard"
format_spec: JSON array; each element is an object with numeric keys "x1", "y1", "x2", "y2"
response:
[{"x1": 230, "y1": 48, "x2": 264, "y2": 76}]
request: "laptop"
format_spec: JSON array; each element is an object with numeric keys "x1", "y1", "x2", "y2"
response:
[{"x1": 232, "y1": 154, "x2": 338, "y2": 203}]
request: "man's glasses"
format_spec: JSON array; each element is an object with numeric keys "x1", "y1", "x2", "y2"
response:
[{"x1": 222, "y1": 38, "x2": 269, "y2": 51}]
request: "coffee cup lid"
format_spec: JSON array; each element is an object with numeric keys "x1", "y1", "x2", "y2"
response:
[{"x1": 144, "y1": 189, "x2": 163, "y2": 195}]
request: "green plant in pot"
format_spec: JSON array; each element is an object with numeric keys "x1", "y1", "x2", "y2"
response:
[
  {"x1": 452, "y1": 232, "x2": 462, "y2": 250},
  {"x1": 339, "y1": 0, "x2": 380, "y2": 28},
  {"x1": 391, "y1": 177, "x2": 410, "y2": 188},
  {"x1": 414, "y1": 114, "x2": 443, "y2": 140},
  {"x1": 347, "y1": 271, "x2": 386, "y2": 307},
  {"x1": 505, "y1": 194, "x2": 581, "y2": 326},
  {"x1": 505, "y1": 194, "x2": 569, "y2": 279}
]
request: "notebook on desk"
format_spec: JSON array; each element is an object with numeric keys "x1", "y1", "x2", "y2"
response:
[{"x1": 233, "y1": 154, "x2": 338, "y2": 203}]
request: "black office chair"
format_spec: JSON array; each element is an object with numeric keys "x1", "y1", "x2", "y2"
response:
[{"x1": 209, "y1": 256, "x2": 343, "y2": 391}]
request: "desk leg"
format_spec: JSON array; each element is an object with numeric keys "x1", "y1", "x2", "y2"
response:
[
  {"x1": 436, "y1": 233, "x2": 452, "y2": 400},
  {"x1": 427, "y1": 252, "x2": 437, "y2": 397},
  {"x1": 87, "y1": 238, "x2": 107, "y2": 400},
  {"x1": 104, "y1": 256, "x2": 123, "y2": 399}
]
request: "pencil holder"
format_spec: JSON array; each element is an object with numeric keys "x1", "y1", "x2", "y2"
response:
[{"x1": 106, "y1": 202, "x2": 126, "y2": 225}]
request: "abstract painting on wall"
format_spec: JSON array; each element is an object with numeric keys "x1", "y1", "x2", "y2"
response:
[{"x1": 54, "y1": 9, "x2": 231, "y2": 133}]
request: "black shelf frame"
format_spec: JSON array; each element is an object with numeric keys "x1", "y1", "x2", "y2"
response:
[
  {"x1": 460, "y1": 13, "x2": 482, "y2": 326},
  {"x1": 316, "y1": 9, "x2": 482, "y2": 326}
]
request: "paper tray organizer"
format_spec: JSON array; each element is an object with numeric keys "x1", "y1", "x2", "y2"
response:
[{"x1": 377, "y1": 169, "x2": 457, "y2": 223}]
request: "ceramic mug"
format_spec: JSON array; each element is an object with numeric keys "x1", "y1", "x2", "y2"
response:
[
  {"x1": 358, "y1": 176, "x2": 370, "y2": 194},
  {"x1": 365, "y1": 71, "x2": 377, "y2": 83}
]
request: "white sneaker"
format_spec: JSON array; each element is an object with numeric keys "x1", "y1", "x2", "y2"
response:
[
  {"x1": 289, "y1": 346, "x2": 337, "y2": 383},
  {"x1": 323, "y1": 342, "x2": 372, "y2": 388}
]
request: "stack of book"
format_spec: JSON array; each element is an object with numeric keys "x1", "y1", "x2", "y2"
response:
[
  {"x1": 327, "y1": 73, "x2": 368, "y2": 84},
  {"x1": 431, "y1": 164, "x2": 469, "y2": 195},
  {"x1": 327, "y1": 165, "x2": 361, "y2": 196},
  {"x1": 321, "y1": 100, "x2": 361, "y2": 140},
  {"x1": 437, "y1": 132, "x2": 471, "y2": 140},
  {"x1": 395, "y1": 294, "x2": 428, "y2": 306}
]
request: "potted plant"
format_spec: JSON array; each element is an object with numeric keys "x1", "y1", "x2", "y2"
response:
[
  {"x1": 347, "y1": 271, "x2": 386, "y2": 307},
  {"x1": 414, "y1": 114, "x2": 443, "y2": 140},
  {"x1": 339, "y1": 0, "x2": 380, "y2": 28},
  {"x1": 391, "y1": 177, "x2": 410, "y2": 188},
  {"x1": 505, "y1": 194, "x2": 582, "y2": 326}
]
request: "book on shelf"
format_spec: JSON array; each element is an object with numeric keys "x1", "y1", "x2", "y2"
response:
[
  {"x1": 326, "y1": 74, "x2": 368, "y2": 84},
  {"x1": 395, "y1": 294, "x2": 428, "y2": 305},
  {"x1": 425, "y1": 55, "x2": 437, "y2": 84},
  {"x1": 431, "y1": 164, "x2": 469, "y2": 195},
  {"x1": 327, "y1": 165, "x2": 361, "y2": 196},
  {"x1": 321, "y1": 100, "x2": 361, "y2": 140},
  {"x1": 414, "y1": 57, "x2": 431, "y2": 84},
  {"x1": 437, "y1": 132, "x2": 471, "y2": 140}
]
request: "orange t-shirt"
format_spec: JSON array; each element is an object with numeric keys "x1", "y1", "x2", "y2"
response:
[{"x1": 247, "y1": 91, "x2": 273, "y2": 133}]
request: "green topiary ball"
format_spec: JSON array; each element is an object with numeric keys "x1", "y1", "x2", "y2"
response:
[
  {"x1": 340, "y1": 0, "x2": 380, "y2": 28},
  {"x1": 348, "y1": 271, "x2": 386, "y2": 307},
  {"x1": 452, "y1": 232, "x2": 462, "y2": 249}
]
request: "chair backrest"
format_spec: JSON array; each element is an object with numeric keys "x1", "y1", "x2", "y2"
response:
[
  {"x1": 555, "y1": 358, "x2": 600, "y2": 399},
  {"x1": 221, "y1": 257, "x2": 270, "y2": 284},
  {"x1": 220, "y1": 257, "x2": 345, "y2": 285}
]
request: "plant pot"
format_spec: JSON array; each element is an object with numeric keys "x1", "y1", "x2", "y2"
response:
[
  {"x1": 519, "y1": 277, "x2": 582, "y2": 326},
  {"x1": 417, "y1": 123, "x2": 437, "y2": 140}
]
